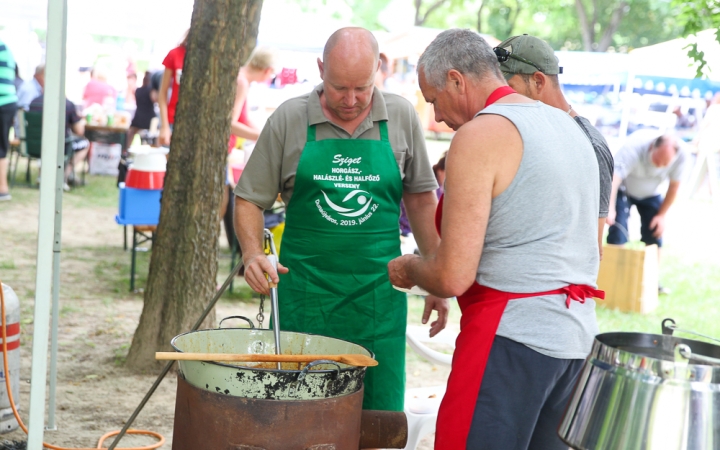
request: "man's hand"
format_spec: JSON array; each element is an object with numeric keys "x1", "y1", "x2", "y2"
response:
[
  {"x1": 388, "y1": 254, "x2": 419, "y2": 289},
  {"x1": 650, "y1": 214, "x2": 666, "y2": 238},
  {"x1": 423, "y1": 295, "x2": 449, "y2": 337},
  {"x1": 243, "y1": 253, "x2": 289, "y2": 295},
  {"x1": 159, "y1": 125, "x2": 171, "y2": 146},
  {"x1": 606, "y1": 209, "x2": 616, "y2": 226}
]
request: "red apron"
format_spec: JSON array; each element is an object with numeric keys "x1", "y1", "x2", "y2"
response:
[{"x1": 432, "y1": 91, "x2": 605, "y2": 448}]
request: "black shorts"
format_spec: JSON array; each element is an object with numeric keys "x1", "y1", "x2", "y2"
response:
[
  {"x1": 466, "y1": 336, "x2": 585, "y2": 450},
  {"x1": 0, "y1": 102, "x2": 17, "y2": 159},
  {"x1": 64, "y1": 136, "x2": 89, "y2": 156}
]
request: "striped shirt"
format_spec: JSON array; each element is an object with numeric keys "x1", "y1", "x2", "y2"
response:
[{"x1": 0, "y1": 40, "x2": 18, "y2": 107}]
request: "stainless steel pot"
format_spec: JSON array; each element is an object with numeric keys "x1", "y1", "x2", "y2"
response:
[
  {"x1": 171, "y1": 318, "x2": 373, "y2": 401},
  {"x1": 559, "y1": 324, "x2": 720, "y2": 450}
]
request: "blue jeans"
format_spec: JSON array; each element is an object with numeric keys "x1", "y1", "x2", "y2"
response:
[{"x1": 607, "y1": 187, "x2": 663, "y2": 247}]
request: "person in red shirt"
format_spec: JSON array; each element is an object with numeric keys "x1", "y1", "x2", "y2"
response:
[{"x1": 158, "y1": 32, "x2": 188, "y2": 146}]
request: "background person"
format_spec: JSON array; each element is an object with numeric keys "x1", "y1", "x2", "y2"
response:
[
  {"x1": 158, "y1": 32, "x2": 188, "y2": 146},
  {"x1": 606, "y1": 130, "x2": 688, "y2": 294},
  {"x1": 234, "y1": 27, "x2": 448, "y2": 412},
  {"x1": 0, "y1": 39, "x2": 18, "y2": 201},
  {"x1": 17, "y1": 64, "x2": 44, "y2": 110},
  {"x1": 82, "y1": 68, "x2": 117, "y2": 109},
  {"x1": 388, "y1": 28, "x2": 602, "y2": 450},
  {"x1": 220, "y1": 47, "x2": 277, "y2": 249},
  {"x1": 29, "y1": 94, "x2": 90, "y2": 190},
  {"x1": 496, "y1": 34, "x2": 613, "y2": 258},
  {"x1": 125, "y1": 71, "x2": 157, "y2": 150}
]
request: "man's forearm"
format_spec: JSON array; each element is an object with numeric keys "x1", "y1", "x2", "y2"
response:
[
  {"x1": 657, "y1": 181, "x2": 680, "y2": 216},
  {"x1": 403, "y1": 191, "x2": 440, "y2": 256},
  {"x1": 234, "y1": 196, "x2": 266, "y2": 260}
]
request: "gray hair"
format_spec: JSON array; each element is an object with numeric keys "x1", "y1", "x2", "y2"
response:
[{"x1": 418, "y1": 29, "x2": 503, "y2": 89}]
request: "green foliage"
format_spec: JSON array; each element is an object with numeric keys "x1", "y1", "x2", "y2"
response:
[{"x1": 671, "y1": 0, "x2": 720, "y2": 77}]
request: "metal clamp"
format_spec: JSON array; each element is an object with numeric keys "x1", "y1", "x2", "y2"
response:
[
  {"x1": 661, "y1": 318, "x2": 720, "y2": 344},
  {"x1": 219, "y1": 316, "x2": 255, "y2": 329}
]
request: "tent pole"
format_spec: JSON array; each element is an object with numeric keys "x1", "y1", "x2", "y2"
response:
[
  {"x1": 618, "y1": 68, "x2": 635, "y2": 142},
  {"x1": 47, "y1": 174, "x2": 64, "y2": 431},
  {"x1": 27, "y1": 0, "x2": 68, "y2": 447}
]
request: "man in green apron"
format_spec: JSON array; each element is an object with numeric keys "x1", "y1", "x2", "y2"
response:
[{"x1": 233, "y1": 27, "x2": 448, "y2": 411}]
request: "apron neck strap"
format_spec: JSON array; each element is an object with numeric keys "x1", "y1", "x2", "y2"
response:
[
  {"x1": 307, "y1": 124, "x2": 317, "y2": 142},
  {"x1": 379, "y1": 120, "x2": 389, "y2": 142},
  {"x1": 307, "y1": 120, "x2": 389, "y2": 142}
]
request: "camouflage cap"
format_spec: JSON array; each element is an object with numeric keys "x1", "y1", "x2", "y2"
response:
[{"x1": 494, "y1": 34, "x2": 562, "y2": 81}]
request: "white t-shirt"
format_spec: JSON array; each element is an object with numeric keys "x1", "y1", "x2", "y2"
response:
[{"x1": 615, "y1": 129, "x2": 688, "y2": 199}]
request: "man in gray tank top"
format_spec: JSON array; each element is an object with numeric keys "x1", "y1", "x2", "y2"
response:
[
  {"x1": 388, "y1": 29, "x2": 603, "y2": 450},
  {"x1": 495, "y1": 34, "x2": 613, "y2": 260}
]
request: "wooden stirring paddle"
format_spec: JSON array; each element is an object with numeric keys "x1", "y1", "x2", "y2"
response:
[{"x1": 155, "y1": 352, "x2": 378, "y2": 367}]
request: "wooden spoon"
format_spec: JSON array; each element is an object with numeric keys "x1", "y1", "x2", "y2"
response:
[{"x1": 155, "y1": 352, "x2": 378, "y2": 367}]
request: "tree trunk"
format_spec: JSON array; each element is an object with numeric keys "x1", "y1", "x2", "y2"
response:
[
  {"x1": 597, "y1": 1, "x2": 628, "y2": 51},
  {"x1": 574, "y1": 0, "x2": 594, "y2": 51},
  {"x1": 125, "y1": 0, "x2": 263, "y2": 372}
]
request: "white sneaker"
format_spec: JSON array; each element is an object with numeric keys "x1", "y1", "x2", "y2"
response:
[
  {"x1": 0, "y1": 193, "x2": 11, "y2": 201},
  {"x1": 63, "y1": 182, "x2": 71, "y2": 192}
]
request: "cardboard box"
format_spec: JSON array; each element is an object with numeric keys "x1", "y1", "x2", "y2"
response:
[{"x1": 597, "y1": 244, "x2": 659, "y2": 313}]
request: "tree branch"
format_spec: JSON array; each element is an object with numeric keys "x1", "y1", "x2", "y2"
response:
[
  {"x1": 477, "y1": 0, "x2": 485, "y2": 33},
  {"x1": 415, "y1": 0, "x2": 448, "y2": 26},
  {"x1": 508, "y1": 0, "x2": 522, "y2": 36}
]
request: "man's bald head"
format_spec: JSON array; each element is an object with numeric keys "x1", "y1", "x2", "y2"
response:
[
  {"x1": 317, "y1": 27, "x2": 380, "y2": 124},
  {"x1": 322, "y1": 27, "x2": 379, "y2": 69},
  {"x1": 650, "y1": 135, "x2": 679, "y2": 168}
]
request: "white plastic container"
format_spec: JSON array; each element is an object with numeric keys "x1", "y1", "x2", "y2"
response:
[
  {"x1": 0, "y1": 284, "x2": 20, "y2": 433},
  {"x1": 128, "y1": 145, "x2": 168, "y2": 172}
]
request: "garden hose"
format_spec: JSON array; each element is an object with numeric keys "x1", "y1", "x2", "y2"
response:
[{"x1": 0, "y1": 280, "x2": 165, "y2": 450}]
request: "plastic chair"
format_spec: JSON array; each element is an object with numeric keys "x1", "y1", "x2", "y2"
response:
[{"x1": 404, "y1": 326, "x2": 455, "y2": 450}]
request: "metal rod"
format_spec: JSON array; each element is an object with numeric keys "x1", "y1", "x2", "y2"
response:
[
  {"x1": 270, "y1": 284, "x2": 281, "y2": 370},
  {"x1": 264, "y1": 229, "x2": 282, "y2": 370},
  {"x1": 47, "y1": 138, "x2": 65, "y2": 430},
  {"x1": 130, "y1": 228, "x2": 137, "y2": 292},
  {"x1": 27, "y1": 0, "x2": 67, "y2": 447},
  {"x1": 108, "y1": 260, "x2": 244, "y2": 450},
  {"x1": 669, "y1": 325, "x2": 720, "y2": 345}
]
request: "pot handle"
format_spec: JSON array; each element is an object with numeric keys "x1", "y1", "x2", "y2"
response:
[
  {"x1": 219, "y1": 316, "x2": 255, "y2": 329},
  {"x1": 662, "y1": 318, "x2": 720, "y2": 344},
  {"x1": 297, "y1": 360, "x2": 341, "y2": 382},
  {"x1": 288, "y1": 360, "x2": 342, "y2": 397}
]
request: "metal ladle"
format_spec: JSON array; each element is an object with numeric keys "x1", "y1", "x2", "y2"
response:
[{"x1": 264, "y1": 229, "x2": 282, "y2": 370}]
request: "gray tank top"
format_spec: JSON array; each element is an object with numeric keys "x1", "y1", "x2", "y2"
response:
[{"x1": 476, "y1": 102, "x2": 600, "y2": 359}]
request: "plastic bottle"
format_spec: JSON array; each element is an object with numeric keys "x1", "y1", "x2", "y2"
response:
[{"x1": 116, "y1": 90, "x2": 126, "y2": 112}]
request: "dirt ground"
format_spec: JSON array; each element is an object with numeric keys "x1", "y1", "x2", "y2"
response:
[{"x1": 0, "y1": 184, "x2": 456, "y2": 449}]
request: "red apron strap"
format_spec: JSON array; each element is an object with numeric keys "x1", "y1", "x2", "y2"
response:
[
  {"x1": 435, "y1": 284, "x2": 509, "y2": 450},
  {"x1": 435, "y1": 194, "x2": 444, "y2": 236}
]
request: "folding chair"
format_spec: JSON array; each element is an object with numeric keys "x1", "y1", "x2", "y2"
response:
[{"x1": 11, "y1": 110, "x2": 83, "y2": 188}]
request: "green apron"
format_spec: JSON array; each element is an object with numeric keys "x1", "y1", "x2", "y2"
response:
[{"x1": 278, "y1": 121, "x2": 406, "y2": 411}]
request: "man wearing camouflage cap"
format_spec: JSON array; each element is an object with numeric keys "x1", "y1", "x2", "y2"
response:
[{"x1": 496, "y1": 34, "x2": 614, "y2": 258}]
